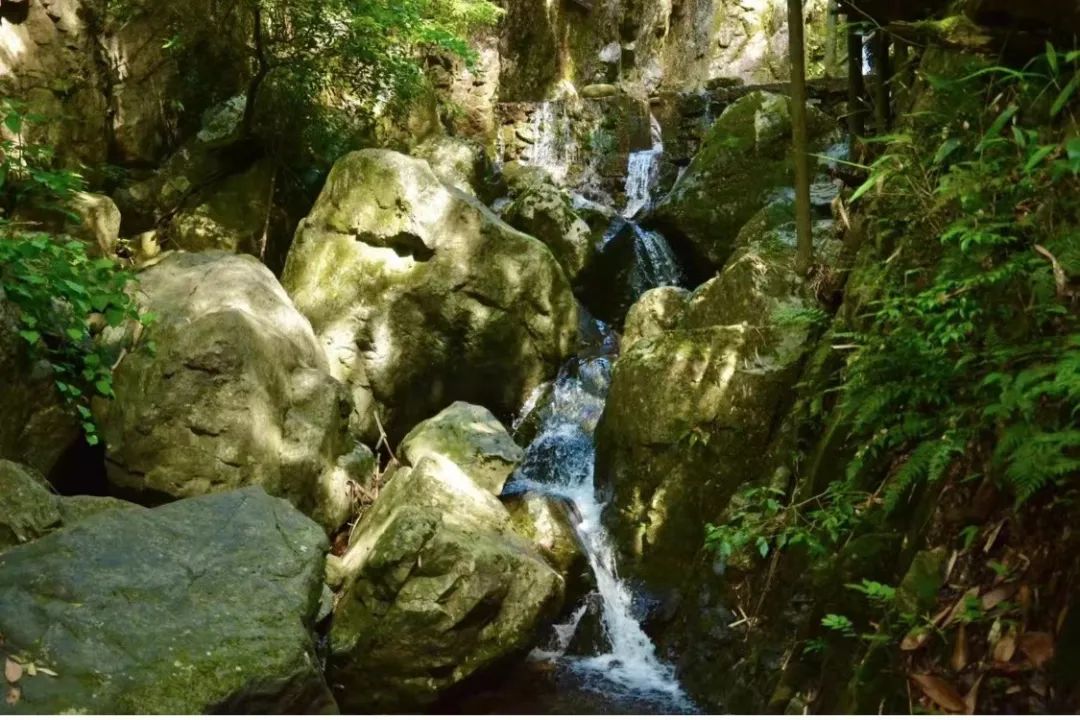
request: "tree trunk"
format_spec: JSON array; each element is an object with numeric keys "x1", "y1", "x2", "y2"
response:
[
  {"x1": 823, "y1": 0, "x2": 839, "y2": 78},
  {"x1": 788, "y1": 0, "x2": 814, "y2": 275},
  {"x1": 242, "y1": 4, "x2": 269, "y2": 138},
  {"x1": 846, "y1": 20, "x2": 866, "y2": 149},
  {"x1": 872, "y1": 30, "x2": 891, "y2": 134}
]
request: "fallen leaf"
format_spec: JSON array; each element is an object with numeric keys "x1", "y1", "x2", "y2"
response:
[
  {"x1": 36, "y1": 666, "x2": 57, "y2": 678},
  {"x1": 911, "y1": 673, "x2": 967, "y2": 713},
  {"x1": 4, "y1": 686, "x2": 18, "y2": 705},
  {"x1": 982, "y1": 585, "x2": 1014, "y2": 610},
  {"x1": 987, "y1": 618, "x2": 1003, "y2": 650},
  {"x1": 1018, "y1": 632, "x2": 1054, "y2": 668},
  {"x1": 901, "y1": 626, "x2": 932, "y2": 651},
  {"x1": 951, "y1": 624, "x2": 968, "y2": 671},
  {"x1": 983, "y1": 519, "x2": 1006, "y2": 554},
  {"x1": 3, "y1": 658, "x2": 21, "y2": 684},
  {"x1": 964, "y1": 674, "x2": 983, "y2": 715},
  {"x1": 993, "y1": 626, "x2": 1017, "y2": 663},
  {"x1": 24, "y1": 663, "x2": 35, "y2": 678}
]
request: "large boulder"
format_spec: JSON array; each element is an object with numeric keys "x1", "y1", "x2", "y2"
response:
[
  {"x1": 649, "y1": 91, "x2": 833, "y2": 274},
  {"x1": 0, "y1": 488, "x2": 335, "y2": 713},
  {"x1": 595, "y1": 202, "x2": 836, "y2": 585},
  {"x1": 167, "y1": 158, "x2": 276, "y2": 256},
  {"x1": 0, "y1": 460, "x2": 60, "y2": 552},
  {"x1": 98, "y1": 251, "x2": 358, "y2": 532},
  {"x1": 502, "y1": 181, "x2": 596, "y2": 282},
  {"x1": 0, "y1": 290, "x2": 79, "y2": 475},
  {"x1": 329, "y1": 456, "x2": 564, "y2": 711},
  {"x1": 282, "y1": 149, "x2": 578, "y2": 443},
  {"x1": 622, "y1": 286, "x2": 690, "y2": 351},
  {"x1": 399, "y1": 401, "x2": 524, "y2": 496},
  {"x1": 411, "y1": 134, "x2": 488, "y2": 197}
]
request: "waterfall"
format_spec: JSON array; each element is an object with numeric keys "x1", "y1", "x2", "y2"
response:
[
  {"x1": 527, "y1": 101, "x2": 577, "y2": 182},
  {"x1": 622, "y1": 114, "x2": 664, "y2": 219},
  {"x1": 629, "y1": 223, "x2": 683, "y2": 292},
  {"x1": 508, "y1": 351, "x2": 694, "y2": 712}
]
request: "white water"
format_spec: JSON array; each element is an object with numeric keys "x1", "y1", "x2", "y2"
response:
[
  {"x1": 527, "y1": 101, "x2": 577, "y2": 183},
  {"x1": 510, "y1": 357, "x2": 693, "y2": 710},
  {"x1": 622, "y1": 113, "x2": 664, "y2": 219}
]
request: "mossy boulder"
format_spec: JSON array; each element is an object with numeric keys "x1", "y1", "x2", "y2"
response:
[
  {"x1": 595, "y1": 202, "x2": 834, "y2": 584},
  {"x1": 98, "y1": 251, "x2": 358, "y2": 532},
  {"x1": 503, "y1": 181, "x2": 596, "y2": 282},
  {"x1": 0, "y1": 488, "x2": 335, "y2": 713},
  {"x1": 622, "y1": 286, "x2": 690, "y2": 350},
  {"x1": 167, "y1": 158, "x2": 276, "y2": 256},
  {"x1": 649, "y1": 91, "x2": 833, "y2": 273},
  {"x1": 282, "y1": 149, "x2": 578, "y2": 443},
  {"x1": 0, "y1": 290, "x2": 79, "y2": 476},
  {"x1": 412, "y1": 134, "x2": 489, "y2": 197},
  {"x1": 504, "y1": 490, "x2": 587, "y2": 580},
  {"x1": 0, "y1": 460, "x2": 60, "y2": 552},
  {"x1": 399, "y1": 401, "x2": 524, "y2": 496},
  {"x1": 329, "y1": 457, "x2": 564, "y2": 711}
]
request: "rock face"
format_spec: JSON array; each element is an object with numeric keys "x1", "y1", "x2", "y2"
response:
[
  {"x1": 0, "y1": 488, "x2": 335, "y2": 713},
  {"x1": 399, "y1": 402, "x2": 524, "y2": 496},
  {"x1": 99, "y1": 251, "x2": 357, "y2": 532},
  {"x1": 504, "y1": 491, "x2": 586, "y2": 580},
  {"x1": 329, "y1": 456, "x2": 564, "y2": 711},
  {"x1": 649, "y1": 91, "x2": 834, "y2": 273},
  {"x1": 282, "y1": 149, "x2": 578, "y2": 443},
  {"x1": 0, "y1": 460, "x2": 60, "y2": 552},
  {"x1": 503, "y1": 180, "x2": 596, "y2": 282},
  {"x1": 621, "y1": 286, "x2": 690, "y2": 350},
  {"x1": 0, "y1": 291, "x2": 79, "y2": 476},
  {"x1": 596, "y1": 200, "x2": 835, "y2": 584},
  {"x1": 412, "y1": 134, "x2": 489, "y2": 197}
]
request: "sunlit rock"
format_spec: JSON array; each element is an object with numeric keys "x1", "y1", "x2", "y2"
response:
[
  {"x1": 282, "y1": 149, "x2": 578, "y2": 443},
  {"x1": 98, "y1": 251, "x2": 359, "y2": 532},
  {"x1": 329, "y1": 456, "x2": 563, "y2": 711},
  {"x1": 503, "y1": 179, "x2": 596, "y2": 282},
  {"x1": 622, "y1": 286, "x2": 690, "y2": 351},
  {"x1": 649, "y1": 91, "x2": 833, "y2": 272},
  {"x1": 399, "y1": 401, "x2": 524, "y2": 496}
]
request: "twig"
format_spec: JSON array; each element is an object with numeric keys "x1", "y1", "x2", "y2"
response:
[
  {"x1": 1034, "y1": 244, "x2": 1070, "y2": 299},
  {"x1": 373, "y1": 410, "x2": 399, "y2": 465}
]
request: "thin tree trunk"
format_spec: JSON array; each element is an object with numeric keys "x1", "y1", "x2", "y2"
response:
[
  {"x1": 242, "y1": 4, "x2": 269, "y2": 138},
  {"x1": 788, "y1": 0, "x2": 814, "y2": 275},
  {"x1": 846, "y1": 20, "x2": 866, "y2": 149},
  {"x1": 872, "y1": 30, "x2": 891, "y2": 133},
  {"x1": 823, "y1": 0, "x2": 839, "y2": 78}
]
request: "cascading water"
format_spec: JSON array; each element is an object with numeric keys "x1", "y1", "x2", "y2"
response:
[
  {"x1": 494, "y1": 318, "x2": 694, "y2": 712},
  {"x1": 622, "y1": 113, "x2": 664, "y2": 219},
  {"x1": 527, "y1": 100, "x2": 577, "y2": 183}
]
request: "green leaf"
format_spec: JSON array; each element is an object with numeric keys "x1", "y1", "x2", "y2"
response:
[
  {"x1": 18, "y1": 329, "x2": 40, "y2": 344},
  {"x1": 1047, "y1": 42, "x2": 1060, "y2": 76},
  {"x1": 1024, "y1": 145, "x2": 1058, "y2": 173},
  {"x1": 977, "y1": 105, "x2": 1019, "y2": 151},
  {"x1": 933, "y1": 138, "x2": 963, "y2": 165},
  {"x1": 1051, "y1": 73, "x2": 1079, "y2": 117},
  {"x1": 756, "y1": 536, "x2": 769, "y2": 558}
]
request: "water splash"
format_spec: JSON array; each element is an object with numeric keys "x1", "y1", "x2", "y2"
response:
[
  {"x1": 622, "y1": 114, "x2": 664, "y2": 219},
  {"x1": 509, "y1": 351, "x2": 694, "y2": 712}
]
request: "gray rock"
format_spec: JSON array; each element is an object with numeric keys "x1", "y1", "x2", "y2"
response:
[
  {"x1": 99, "y1": 251, "x2": 356, "y2": 532},
  {"x1": 399, "y1": 401, "x2": 524, "y2": 496},
  {"x1": 282, "y1": 149, "x2": 578, "y2": 444},
  {"x1": 0, "y1": 488, "x2": 335, "y2": 713},
  {"x1": 0, "y1": 460, "x2": 60, "y2": 552}
]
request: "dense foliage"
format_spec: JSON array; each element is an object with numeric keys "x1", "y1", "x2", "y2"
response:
[
  {"x1": 707, "y1": 45, "x2": 1080, "y2": 566},
  {"x1": 0, "y1": 101, "x2": 142, "y2": 444},
  {"x1": 109, "y1": 0, "x2": 502, "y2": 164}
]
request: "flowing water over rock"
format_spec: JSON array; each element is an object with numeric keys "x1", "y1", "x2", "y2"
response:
[
  {"x1": 527, "y1": 101, "x2": 578, "y2": 183},
  {"x1": 623, "y1": 114, "x2": 664, "y2": 219}
]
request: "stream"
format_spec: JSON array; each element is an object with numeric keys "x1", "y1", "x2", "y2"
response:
[{"x1": 444, "y1": 107, "x2": 697, "y2": 714}]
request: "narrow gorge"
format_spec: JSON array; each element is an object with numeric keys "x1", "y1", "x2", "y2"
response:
[{"x1": 0, "y1": 0, "x2": 1077, "y2": 714}]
